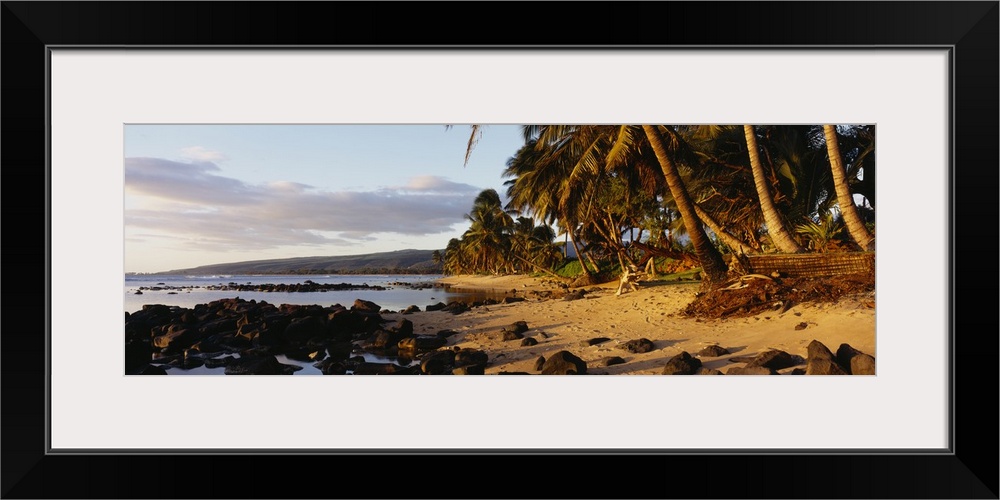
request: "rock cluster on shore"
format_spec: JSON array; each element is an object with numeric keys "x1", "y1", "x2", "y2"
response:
[
  {"x1": 204, "y1": 281, "x2": 388, "y2": 292},
  {"x1": 653, "y1": 339, "x2": 874, "y2": 375},
  {"x1": 127, "y1": 294, "x2": 875, "y2": 376},
  {"x1": 133, "y1": 281, "x2": 393, "y2": 295},
  {"x1": 125, "y1": 297, "x2": 498, "y2": 375}
]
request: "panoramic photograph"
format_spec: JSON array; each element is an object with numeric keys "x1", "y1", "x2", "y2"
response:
[{"x1": 125, "y1": 124, "x2": 876, "y2": 376}]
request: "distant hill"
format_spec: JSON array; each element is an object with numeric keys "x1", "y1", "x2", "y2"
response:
[{"x1": 156, "y1": 249, "x2": 443, "y2": 275}]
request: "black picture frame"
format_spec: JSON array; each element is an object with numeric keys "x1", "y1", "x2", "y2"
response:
[{"x1": 3, "y1": 2, "x2": 997, "y2": 498}]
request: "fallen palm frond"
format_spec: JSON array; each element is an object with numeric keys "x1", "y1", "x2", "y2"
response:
[{"x1": 720, "y1": 273, "x2": 777, "y2": 291}]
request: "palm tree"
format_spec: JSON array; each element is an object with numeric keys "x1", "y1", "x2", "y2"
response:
[
  {"x1": 527, "y1": 223, "x2": 563, "y2": 270},
  {"x1": 503, "y1": 138, "x2": 585, "y2": 267},
  {"x1": 471, "y1": 124, "x2": 641, "y2": 280},
  {"x1": 442, "y1": 238, "x2": 464, "y2": 275},
  {"x1": 431, "y1": 249, "x2": 442, "y2": 265},
  {"x1": 461, "y1": 189, "x2": 515, "y2": 274},
  {"x1": 665, "y1": 126, "x2": 765, "y2": 255},
  {"x1": 503, "y1": 130, "x2": 604, "y2": 279},
  {"x1": 507, "y1": 216, "x2": 564, "y2": 278},
  {"x1": 642, "y1": 125, "x2": 729, "y2": 285},
  {"x1": 823, "y1": 125, "x2": 875, "y2": 251},
  {"x1": 444, "y1": 186, "x2": 567, "y2": 278},
  {"x1": 521, "y1": 124, "x2": 732, "y2": 285},
  {"x1": 679, "y1": 124, "x2": 839, "y2": 254},
  {"x1": 744, "y1": 125, "x2": 806, "y2": 253}
]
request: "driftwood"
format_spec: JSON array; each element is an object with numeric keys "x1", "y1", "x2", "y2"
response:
[{"x1": 615, "y1": 266, "x2": 646, "y2": 296}]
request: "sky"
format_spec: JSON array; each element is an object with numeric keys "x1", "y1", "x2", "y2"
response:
[{"x1": 124, "y1": 124, "x2": 527, "y2": 273}]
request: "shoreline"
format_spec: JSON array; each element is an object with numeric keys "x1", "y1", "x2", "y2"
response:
[
  {"x1": 126, "y1": 273, "x2": 875, "y2": 375},
  {"x1": 382, "y1": 273, "x2": 876, "y2": 375}
]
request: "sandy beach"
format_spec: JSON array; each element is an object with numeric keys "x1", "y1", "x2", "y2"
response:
[{"x1": 380, "y1": 274, "x2": 876, "y2": 375}]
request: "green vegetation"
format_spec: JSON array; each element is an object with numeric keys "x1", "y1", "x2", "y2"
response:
[
  {"x1": 552, "y1": 259, "x2": 587, "y2": 279},
  {"x1": 795, "y1": 212, "x2": 846, "y2": 253},
  {"x1": 450, "y1": 125, "x2": 875, "y2": 287}
]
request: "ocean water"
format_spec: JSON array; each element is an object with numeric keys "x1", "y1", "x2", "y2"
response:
[
  {"x1": 125, "y1": 273, "x2": 507, "y2": 314},
  {"x1": 127, "y1": 274, "x2": 509, "y2": 375},
  {"x1": 162, "y1": 351, "x2": 419, "y2": 375}
]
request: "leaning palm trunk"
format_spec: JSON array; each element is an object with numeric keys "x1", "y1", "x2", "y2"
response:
[
  {"x1": 824, "y1": 125, "x2": 875, "y2": 251},
  {"x1": 693, "y1": 204, "x2": 759, "y2": 256},
  {"x1": 567, "y1": 227, "x2": 595, "y2": 278},
  {"x1": 584, "y1": 252, "x2": 602, "y2": 277},
  {"x1": 643, "y1": 125, "x2": 728, "y2": 285},
  {"x1": 744, "y1": 125, "x2": 806, "y2": 253},
  {"x1": 597, "y1": 213, "x2": 637, "y2": 270}
]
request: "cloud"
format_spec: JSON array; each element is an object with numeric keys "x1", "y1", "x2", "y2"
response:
[
  {"x1": 391, "y1": 175, "x2": 482, "y2": 195},
  {"x1": 267, "y1": 180, "x2": 314, "y2": 192},
  {"x1": 125, "y1": 157, "x2": 254, "y2": 206},
  {"x1": 180, "y1": 146, "x2": 227, "y2": 162},
  {"x1": 125, "y1": 157, "x2": 483, "y2": 253}
]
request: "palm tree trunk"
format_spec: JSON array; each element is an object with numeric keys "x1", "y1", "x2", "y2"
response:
[
  {"x1": 600, "y1": 213, "x2": 636, "y2": 269},
  {"x1": 567, "y1": 227, "x2": 594, "y2": 278},
  {"x1": 693, "y1": 204, "x2": 760, "y2": 255},
  {"x1": 643, "y1": 125, "x2": 728, "y2": 285},
  {"x1": 744, "y1": 125, "x2": 806, "y2": 253},
  {"x1": 585, "y1": 252, "x2": 602, "y2": 277},
  {"x1": 823, "y1": 125, "x2": 875, "y2": 251}
]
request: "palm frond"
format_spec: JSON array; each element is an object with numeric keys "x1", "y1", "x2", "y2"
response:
[{"x1": 464, "y1": 124, "x2": 484, "y2": 167}]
